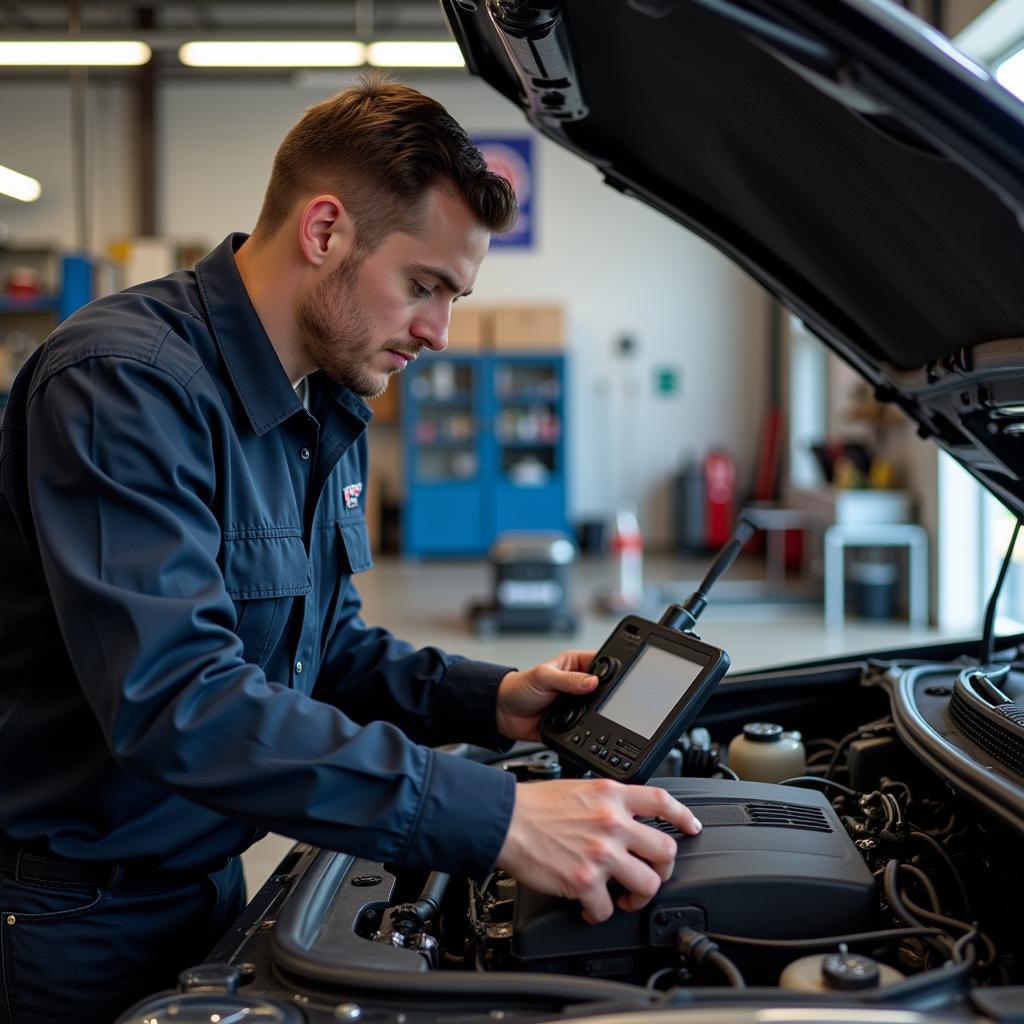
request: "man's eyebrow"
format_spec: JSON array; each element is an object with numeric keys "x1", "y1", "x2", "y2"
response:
[{"x1": 410, "y1": 263, "x2": 472, "y2": 298}]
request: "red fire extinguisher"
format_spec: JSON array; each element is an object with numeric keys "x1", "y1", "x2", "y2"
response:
[{"x1": 704, "y1": 449, "x2": 736, "y2": 549}]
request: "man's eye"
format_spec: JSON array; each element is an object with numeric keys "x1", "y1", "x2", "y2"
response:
[{"x1": 412, "y1": 281, "x2": 433, "y2": 299}]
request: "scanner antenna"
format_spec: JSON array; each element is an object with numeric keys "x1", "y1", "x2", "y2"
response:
[
  {"x1": 981, "y1": 516, "x2": 1022, "y2": 666},
  {"x1": 660, "y1": 518, "x2": 756, "y2": 634}
]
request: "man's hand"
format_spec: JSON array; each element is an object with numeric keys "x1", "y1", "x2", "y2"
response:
[
  {"x1": 496, "y1": 779, "x2": 702, "y2": 923},
  {"x1": 496, "y1": 650, "x2": 597, "y2": 741}
]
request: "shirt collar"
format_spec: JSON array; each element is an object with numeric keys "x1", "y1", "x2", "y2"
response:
[
  {"x1": 194, "y1": 233, "x2": 305, "y2": 436},
  {"x1": 195, "y1": 233, "x2": 373, "y2": 435}
]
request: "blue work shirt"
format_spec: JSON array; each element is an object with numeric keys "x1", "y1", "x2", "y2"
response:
[{"x1": 0, "y1": 233, "x2": 516, "y2": 876}]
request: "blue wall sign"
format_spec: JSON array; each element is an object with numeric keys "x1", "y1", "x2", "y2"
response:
[{"x1": 473, "y1": 136, "x2": 534, "y2": 249}]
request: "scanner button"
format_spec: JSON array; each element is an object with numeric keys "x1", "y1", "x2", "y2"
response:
[
  {"x1": 589, "y1": 743, "x2": 600, "y2": 754},
  {"x1": 593, "y1": 657, "x2": 616, "y2": 682},
  {"x1": 597, "y1": 734, "x2": 608, "y2": 745},
  {"x1": 609, "y1": 755, "x2": 621, "y2": 767},
  {"x1": 571, "y1": 734, "x2": 583, "y2": 746},
  {"x1": 621, "y1": 760, "x2": 632, "y2": 771},
  {"x1": 549, "y1": 703, "x2": 583, "y2": 732},
  {"x1": 598, "y1": 748, "x2": 609, "y2": 760}
]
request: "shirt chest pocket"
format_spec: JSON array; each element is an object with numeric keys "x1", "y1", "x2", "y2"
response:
[
  {"x1": 222, "y1": 530, "x2": 312, "y2": 668},
  {"x1": 337, "y1": 514, "x2": 374, "y2": 575}
]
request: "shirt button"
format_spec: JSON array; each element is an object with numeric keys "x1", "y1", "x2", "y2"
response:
[
  {"x1": 295, "y1": 660, "x2": 303, "y2": 674},
  {"x1": 299, "y1": 447, "x2": 311, "y2": 461}
]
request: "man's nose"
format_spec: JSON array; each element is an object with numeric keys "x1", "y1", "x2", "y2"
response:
[{"x1": 411, "y1": 302, "x2": 450, "y2": 352}]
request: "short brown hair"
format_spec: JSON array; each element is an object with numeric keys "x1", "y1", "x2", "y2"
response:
[{"x1": 253, "y1": 72, "x2": 517, "y2": 248}]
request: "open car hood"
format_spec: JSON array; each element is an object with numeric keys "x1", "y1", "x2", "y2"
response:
[{"x1": 442, "y1": 0, "x2": 1024, "y2": 515}]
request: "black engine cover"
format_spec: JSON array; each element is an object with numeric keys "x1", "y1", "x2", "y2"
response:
[{"x1": 512, "y1": 778, "x2": 877, "y2": 962}]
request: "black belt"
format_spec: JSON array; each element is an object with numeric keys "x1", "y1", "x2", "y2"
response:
[{"x1": 0, "y1": 845, "x2": 230, "y2": 891}]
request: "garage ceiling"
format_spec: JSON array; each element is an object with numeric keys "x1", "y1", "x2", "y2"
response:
[
  {"x1": 0, "y1": 2, "x2": 458, "y2": 75},
  {"x1": 0, "y1": 2, "x2": 452, "y2": 41},
  {"x1": 0, "y1": 2, "x2": 448, "y2": 33}
]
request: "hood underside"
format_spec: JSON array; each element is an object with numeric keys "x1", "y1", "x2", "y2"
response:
[{"x1": 443, "y1": 0, "x2": 1024, "y2": 515}]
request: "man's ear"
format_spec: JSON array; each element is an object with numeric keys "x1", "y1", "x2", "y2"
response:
[{"x1": 297, "y1": 194, "x2": 357, "y2": 269}]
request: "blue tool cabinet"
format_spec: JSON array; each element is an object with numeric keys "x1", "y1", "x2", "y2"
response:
[
  {"x1": 0, "y1": 253, "x2": 93, "y2": 418},
  {"x1": 402, "y1": 353, "x2": 568, "y2": 556}
]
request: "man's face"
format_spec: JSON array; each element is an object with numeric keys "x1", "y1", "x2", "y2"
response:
[{"x1": 297, "y1": 186, "x2": 489, "y2": 398}]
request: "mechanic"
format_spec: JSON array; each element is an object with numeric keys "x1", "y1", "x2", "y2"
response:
[{"x1": 0, "y1": 75, "x2": 702, "y2": 1024}]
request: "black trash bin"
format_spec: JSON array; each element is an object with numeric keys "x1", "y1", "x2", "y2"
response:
[{"x1": 849, "y1": 560, "x2": 898, "y2": 621}]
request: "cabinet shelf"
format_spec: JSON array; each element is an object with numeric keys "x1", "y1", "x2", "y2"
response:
[
  {"x1": 402, "y1": 353, "x2": 568, "y2": 556},
  {"x1": 496, "y1": 439, "x2": 559, "y2": 449},
  {"x1": 1, "y1": 254, "x2": 94, "y2": 394},
  {"x1": 416, "y1": 396, "x2": 474, "y2": 408},
  {"x1": 496, "y1": 392, "x2": 561, "y2": 405},
  {"x1": 415, "y1": 439, "x2": 478, "y2": 451}
]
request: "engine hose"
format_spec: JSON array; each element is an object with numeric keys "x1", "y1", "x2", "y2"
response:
[
  {"x1": 412, "y1": 871, "x2": 450, "y2": 924},
  {"x1": 387, "y1": 872, "x2": 451, "y2": 935},
  {"x1": 898, "y1": 863, "x2": 942, "y2": 915},
  {"x1": 705, "y1": 949, "x2": 745, "y2": 989},
  {"x1": 907, "y1": 830, "x2": 971, "y2": 920},
  {"x1": 898, "y1": 890, "x2": 996, "y2": 971},
  {"x1": 706, "y1": 925, "x2": 944, "y2": 950},
  {"x1": 882, "y1": 860, "x2": 953, "y2": 961},
  {"x1": 675, "y1": 927, "x2": 746, "y2": 989}
]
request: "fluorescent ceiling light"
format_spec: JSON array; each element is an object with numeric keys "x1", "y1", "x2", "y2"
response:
[
  {"x1": 0, "y1": 40, "x2": 150, "y2": 66},
  {"x1": 996, "y1": 44, "x2": 1024, "y2": 101},
  {"x1": 367, "y1": 41, "x2": 465, "y2": 68},
  {"x1": 0, "y1": 164, "x2": 42, "y2": 202},
  {"x1": 179, "y1": 41, "x2": 366, "y2": 68}
]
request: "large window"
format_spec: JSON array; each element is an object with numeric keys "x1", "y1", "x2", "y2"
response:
[
  {"x1": 982, "y1": 493, "x2": 1024, "y2": 631},
  {"x1": 934, "y1": 5, "x2": 1024, "y2": 636},
  {"x1": 997, "y1": 46, "x2": 1024, "y2": 99}
]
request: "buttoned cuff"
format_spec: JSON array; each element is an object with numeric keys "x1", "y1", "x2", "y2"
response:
[
  {"x1": 398, "y1": 749, "x2": 516, "y2": 876},
  {"x1": 436, "y1": 658, "x2": 517, "y2": 752}
]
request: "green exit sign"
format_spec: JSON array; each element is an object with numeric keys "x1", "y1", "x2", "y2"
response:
[{"x1": 655, "y1": 366, "x2": 679, "y2": 395}]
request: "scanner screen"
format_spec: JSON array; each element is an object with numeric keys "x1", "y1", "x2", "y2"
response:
[{"x1": 598, "y1": 645, "x2": 704, "y2": 739}]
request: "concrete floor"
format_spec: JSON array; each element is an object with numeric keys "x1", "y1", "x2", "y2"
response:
[{"x1": 240, "y1": 553, "x2": 969, "y2": 894}]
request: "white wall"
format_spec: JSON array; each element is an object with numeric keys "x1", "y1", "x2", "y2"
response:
[
  {"x1": 0, "y1": 80, "x2": 135, "y2": 251},
  {"x1": 1, "y1": 72, "x2": 767, "y2": 547}
]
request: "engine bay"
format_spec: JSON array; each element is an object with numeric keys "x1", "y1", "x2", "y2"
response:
[
  {"x1": 132, "y1": 649, "x2": 1024, "y2": 1023},
  {"x1": 336, "y1": 656, "x2": 1023, "y2": 1004}
]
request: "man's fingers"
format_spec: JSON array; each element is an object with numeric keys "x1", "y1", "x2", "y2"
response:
[
  {"x1": 607, "y1": 854, "x2": 664, "y2": 914},
  {"x1": 555, "y1": 649, "x2": 598, "y2": 672},
  {"x1": 537, "y1": 663, "x2": 596, "y2": 694},
  {"x1": 578, "y1": 857, "x2": 661, "y2": 922},
  {"x1": 498, "y1": 778, "x2": 698, "y2": 930},
  {"x1": 578, "y1": 883, "x2": 615, "y2": 923},
  {"x1": 625, "y1": 819, "x2": 679, "y2": 878},
  {"x1": 622, "y1": 785, "x2": 703, "y2": 836},
  {"x1": 572, "y1": 672, "x2": 598, "y2": 691},
  {"x1": 617, "y1": 886, "x2": 660, "y2": 914}
]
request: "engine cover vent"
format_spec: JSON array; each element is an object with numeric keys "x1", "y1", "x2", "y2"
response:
[
  {"x1": 638, "y1": 799, "x2": 832, "y2": 834},
  {"x1": 746, "y1": 800, "x2": 832, "y2": 832}
]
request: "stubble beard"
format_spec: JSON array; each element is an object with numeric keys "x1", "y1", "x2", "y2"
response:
[{"x1": 297, "y1": 252, "x2": 396, "y2": 399}]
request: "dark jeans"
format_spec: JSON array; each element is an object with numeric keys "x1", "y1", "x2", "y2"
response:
[{"x1": 0, "y1": 857, "x2": 246, "y2": 1024}]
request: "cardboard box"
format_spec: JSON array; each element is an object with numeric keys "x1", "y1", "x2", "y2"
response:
[
  {"x1": 447, "y1": 305, "x2": 486, "y2": 351},
  {"x1": 491, "y1": 305, "x2": 564, "y2": 350}
]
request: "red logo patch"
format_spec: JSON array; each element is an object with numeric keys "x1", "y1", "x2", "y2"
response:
[{"x1": 343, "y1": 482, "x2": 363, "y2": 510}]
